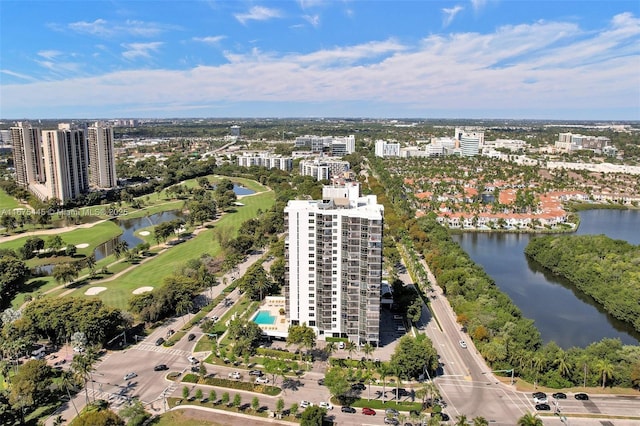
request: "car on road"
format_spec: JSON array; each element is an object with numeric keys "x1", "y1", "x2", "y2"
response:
[
  {"x1": 123, "y1": 372, "x2": 137, "y2": 381},
  {"x1": 317, "y1": 378, "x2": 325, "y2": 385},
  {"x1": 153, "y1": 364, "x2": 168, "y2": 371},
  {"x1": 300, "y1": 400, "x2": 313, "y2": 408},
  {"x1": 535, "y1": 403, "x2": 551, "y2": 411},
  {"x1": 459, "y1": 340, "x2": 467, "y2": 348},
  {"x1": 228, "y1": 371, "x2": 241, "y2": 379},
  {"x1": 533, "y1": 396, "x2": 548, "y2": 404},
  {"x1": 249, "y1": 370, "x2": 263, "y2": 376},
  {"x1": 575, "y1": 393, "x2": 589, "y2": 400},
  {"x1": 155, "y1": 337, "x2": 165, "y2": 346},
  {"x1": 384, "y1": 417, "x2": 400, "y2": 425},
  {"x1": 255, "y1": 376, "x2": 269, "y2": 384},
  {"x1": 211, "y1": 316, "x2": 219, "y2": 322},
  {"x1": 390, "y1": 388, "x2": 409, "y2": 397},
  {"x1": 362, "y1": 407, "x2": 376, "y2": 416},
  {"x1": 431, "y1": 412, "x2": 450, "y2": 421},
  {"x1": 166, "y1": 329, "x2": 175, "y2": 337},
  {"x1": 532, "y1": 392, "x2": 547, "y2": 399},
  {"x1": 187, "y1": 355, "x2": 199, "y2": 364},
  {"x1": 341, "y1": 406, "x2": 356, "y2": 413},
  {"x1": 351, "y1": 382, "x2": 366, "y2": 391},
  {"x1": 338, "y1": 341, "x2": 346, "y2": 349},
  {"x1": 187, "y1": 333, "x2": 196, "y2": 341},
  {"x1": 552, "y1": 392, "x2": 567, "y2": 399},
  {"x1": 319, "y1": 402, "x2": 333, "y2": 410},
  {"x1": 385, "y1": 408, "x2": 399, "y2": 417}
]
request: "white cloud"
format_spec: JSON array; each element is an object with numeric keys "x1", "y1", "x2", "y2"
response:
[
  {"x1": 471, "y1": 0, "x2": 488, "y2": 11},
  {"x1": 37, "y1": 50, "x2": 63, "y2": 60},
  {"x1": 235, "y1": 6, "x2": 283, "y2": 25},
  {"x1": 66, "y1": 18, "x2": 177, "y2": 38},
  {"x1": 443, "y1": 5, "x2": 464, "y2": 27},
  {"x1": 3, "y1": 14, "x2": 639, "y2": 118},
  {"x1": 303, "y1": 14, "x2": 321, "y2": 28},
  {"x1": 121, "y1": 42, "x2": 163, "y2": 60},
  {"x1": 0, "y1": 69, "x2": 38, "y2": 82},
  {"x1": 193, "y1": 36, "x2": 226, "y2": 45}
]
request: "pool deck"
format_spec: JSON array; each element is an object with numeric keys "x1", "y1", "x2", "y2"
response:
[{"x1": 254, "y1": 296, "x2": 289, "y2": 338}]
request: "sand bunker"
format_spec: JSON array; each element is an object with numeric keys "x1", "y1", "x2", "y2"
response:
[
  {"x1": 133, "y1": 286, "x2": 154, "y2": 294},
  {"x1": 139, "y1": 231, "x2": 150, "y2": 236},
  {"x1": 76, "y1": 243, "x2": 90, "y2": 248},
  {"x1": 85, "y1": 287, "x2": 107, "y2": 295}
]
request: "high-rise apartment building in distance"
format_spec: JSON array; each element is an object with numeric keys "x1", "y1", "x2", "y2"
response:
[
  {"x1": 10, "y1": 122, "x2": 44, "y2": 187},
  {"x1": 455, "y1": 127, "x2": 484, "y2": 157},
  {"x1": 284, "y1": 182, "x2": 383, "y2": 345},
  {"x1": 87, "y1": 123, "x2": 117, "y2": 188},
  {"x1": 41, "y1": 127, "x2": 89, "y2": 203}
]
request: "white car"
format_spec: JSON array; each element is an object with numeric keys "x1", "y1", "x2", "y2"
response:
[
  {"x1": 187, "y1": 355, "x2": 199, "y2": 364},
  {"x1": 228, "y1": 371, "x2": 241, "y2": 379},
  {"x1": 123, "y1": 372, "x2": 137, "y2": 381},
  {"x1": 319, "y1": 402, "x2": 333, "y2": 410},
  {"x1": 338, "y1": 341, "x2": 346, "y2": 349},
  {"x1": 255, "y1": 376, "x2": 269, "y2": 384},
  {"x1": 73, "y1": 346, "x2": 85, "y2": 353},
  {"x1": 300, "y1": 400, "x2": 313, "y2": 408},
  {"x1": 534, "y1": 396, "x2": 548, "y2": 404},
  {"x1": 459, "y1": 340, "x2": 467, "y2": 349}
]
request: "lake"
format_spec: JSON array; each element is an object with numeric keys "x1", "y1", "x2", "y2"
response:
[{"x1": 451, "y1": 209, "x2": 640, "y2": 348}]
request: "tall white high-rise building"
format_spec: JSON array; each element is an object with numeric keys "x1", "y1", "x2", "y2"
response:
[
  {"x1": 41, "y1": 128, "x2": 89, "y2": 203},
  {"x1": 455, "y1": 128, "x2": 484, "y2": 157},
  {"x1": 284, "y1": 182, "x2": 383, "y2": 345},
  {"x1": 11, "y1": 122, "x2": 44, "y2": 187},
  {"x1": 88, "y1": 124, "x2": 117, "y2": 188}
]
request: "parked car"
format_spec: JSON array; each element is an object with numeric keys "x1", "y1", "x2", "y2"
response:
[
  {"x1": 153, "y1": 364, "x2": 168, "y2": 371},
  {"x1": 351, "y1": 382, "x2": 366, "y2": 391},
  {"x1": 552, "y1": 392, "x2": 567, "y2": 399},
  {"x1": 384, "y1": 417, "x2": 400, "y2": 425},
  {"x1": 166, "y1": 329, "x2": 175, "y2": 337},
  {"x1": 317, "y1": 378, "x2": 325, "y2": 386},
  {"x1": 123, "y1": 372, "x2": 137, "y2": 381},
  {"x1": 228, "y1": 371, "x2": 241, "y2": 379},
  {"x1": 319, "y1": 402, "x2": 333, "y2": 410},
  {"x1": 255, "y1": 376, "x2": 269, "y2": 384},
  {"x1": 459, "y1": 340, "x2": 467, "y2": 348},
  {"x1": 341, "y1": 406, "x2": 356, "y2": 413},
  {"x1": 575, "y1": 393, "x2": 589, "y2": 400},
  {"x1": 300, "y1": 400, "x2": 313, "y2": 408},
  {"x1": 362, "y1": 407, "x2": 376, "y2": 416},
  {"x1": 532, "y1": 392, "x2": 547, "y2": 399},
  {"x1": 385, "y1": 408, "x2": 399, "y2": 416},
  {"x1": 187, "y1": 355, "x2": 198, "y2": 364},
  {"x1": 390, "y1": 388, "x2": 409, "y2": 397},
  {"x1": 155, "y1": 337, "x2": 165, "y2": 346},
  {"x1": 535, "y1": 403, "x2": 551, "y2": 411},
  {"x1": 187, "y1": 333, "x2": 196, "y2": 341},
  {"x1": 338, "y1": 341, "x2": 346, "y2": 349},
  {"x1": 73, "y1": 346, "x2": 84, "y2": 353},
  {"x1": 249, "y1": 370, "x2": 263, "y2": 376},
  {"x1": 431, "y1": 412, "x2": 450, "y2": 421}
]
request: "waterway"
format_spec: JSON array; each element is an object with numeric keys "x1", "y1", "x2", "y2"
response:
[{"x1": 451, "y1": 209, "x2": 640, "y2": 349}]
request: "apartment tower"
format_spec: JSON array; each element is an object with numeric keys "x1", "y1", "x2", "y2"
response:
[
  {"x1": 41, "y1": 127, "x2": 89, "y2": 203},
  {"x1": 87, "y1": 124, "x2": 117, "y2": 188},
  {"x1": 10, "y1": 122, "x2": 44, "y2": 187},
  {"x1": 284, "y1": 182, "x2": 383, "y2": 345}
]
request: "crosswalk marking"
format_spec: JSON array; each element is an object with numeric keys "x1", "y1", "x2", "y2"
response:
[{"x1": 133, "y1": 343, "x2": 190, "y2": 357}]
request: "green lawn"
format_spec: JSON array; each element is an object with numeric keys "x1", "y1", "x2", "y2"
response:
[
  {"x1": 2, "y1": 220, "x2": 122, "y2": 256},
  {"x1": 0, "y1": 188, "x2": 22, "y2": 211},
  {"x1": 66, "y1": 190, "x2": 275, "y2": 309}
]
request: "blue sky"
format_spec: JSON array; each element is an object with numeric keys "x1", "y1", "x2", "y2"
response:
[{"x1": 1, "y1": 0, "x2": 639, "y2": 120}]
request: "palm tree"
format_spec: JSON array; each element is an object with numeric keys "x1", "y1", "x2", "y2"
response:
[
  {"x1": 71, "y1": 352, "x2": 95, "y2": 404},
  {"x1": 345, "y1": 341, "x2": 357, "y2": 359},
  {"x1": 554, "y1": 350, "x2": 571, "y2": 378},
  {"x1": 473, "y1": 417, "x2": 489, "y2": 426},
  {"x1": 362, "y1": 342, "x2": 374, "y2": 361},
  {"x1": 60, "y1": 372, "x2": 80, "y2": 417},
  {"x1": 517, "y1": 413, "x2": 543, "y2": 426},
  {"x1": 85, "y1": 255, "x2": 97, "y2": 277},
  {"x1": 595, "y1": 359, "x2": 615, "y2": 388},
  {"x1": 455, "y1": 415, "x2": 469, "y2": 426},
  {"x1": 377, "y1": 363, "x2": 391, "y2": 403}
]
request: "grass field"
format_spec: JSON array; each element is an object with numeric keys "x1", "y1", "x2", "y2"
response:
[
  {"x1": 150, "y1": 410, "x2": 225, "y2": 426},
  {"x1": 1, "y1": 220, "x2": 122, "y2": 256},
  {"x1": 0, "y1": 188, "x2": 22, "y2": 211},
  {"x1": 66, "y1": 190, "x2": 275, "y2": 309}
]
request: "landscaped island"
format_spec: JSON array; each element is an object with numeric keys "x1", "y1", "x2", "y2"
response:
[{"x1": 524, "y1": 234, "x2": 640, "y2": 333}]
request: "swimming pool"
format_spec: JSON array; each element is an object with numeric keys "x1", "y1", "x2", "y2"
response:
[{"x1": 253, "y1": 310, "x2": 276, "y2": 325}]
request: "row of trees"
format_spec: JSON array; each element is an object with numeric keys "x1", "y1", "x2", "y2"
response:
[
  {"x1": 128, "y1": 274, "x2": 201, "y2": 323},
  {"x1": 525, "y1": 234, "x2": 640, "y2": 332}
]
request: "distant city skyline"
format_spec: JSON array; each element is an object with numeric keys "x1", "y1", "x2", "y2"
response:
[{"x1": 1, "y1": 1, "x2": 639, "y2": 120}]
